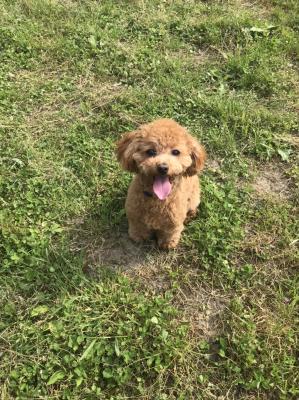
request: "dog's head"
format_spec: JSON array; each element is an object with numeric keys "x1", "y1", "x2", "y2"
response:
[{"x1": 116, "y1": 119, "x2": 206, "y2": 199}]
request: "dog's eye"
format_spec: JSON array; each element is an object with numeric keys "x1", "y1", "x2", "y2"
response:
[
  {"x1": 172, "y1": 149, "x2": 180, "y2": 156},
  {"x1": 146, "y1": 149, "x2": 157, "y2": 157}
]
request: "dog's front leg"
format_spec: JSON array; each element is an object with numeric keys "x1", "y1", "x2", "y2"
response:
[
  {"x1": 128, "y1": 219, "x2": 151, "y2": 243},
  {"x1": 157, "y1": 224, "x2": 184, "y2": 250}
]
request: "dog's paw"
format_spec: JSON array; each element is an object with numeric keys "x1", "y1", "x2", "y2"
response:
[
  {"x1": 186, "y1": 209, "x2": 197, "y2": 219},
  {"x1": 158, "y1": 239, "x2": 178, "y2": 250},
  {"x1": 129, "y1": 229, "x2": 151, "y2": 243},
  {"x1": 129, "y1": 233, "x2": 145, "y2": 243}
]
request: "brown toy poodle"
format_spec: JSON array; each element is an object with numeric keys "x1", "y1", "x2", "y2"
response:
[{"x1": 116, "y1": 119, "x2": 206, "y2": 249}]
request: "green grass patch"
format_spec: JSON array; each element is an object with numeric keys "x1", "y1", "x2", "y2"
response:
[{"x1": 1, "y1": 277, "x2": 188, "y2": 398}]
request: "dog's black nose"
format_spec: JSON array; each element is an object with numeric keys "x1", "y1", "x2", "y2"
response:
[{"x1": 157, "y1": 163, "x2": 169, "y2": 175}]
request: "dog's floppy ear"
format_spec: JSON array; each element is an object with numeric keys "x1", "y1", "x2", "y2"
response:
[
  {"x1": 186, "y1": 136, "x2": 206, "y2": 176},
  {"x1": 116, "y1": 130, "x2": 139, "y2": 173}
]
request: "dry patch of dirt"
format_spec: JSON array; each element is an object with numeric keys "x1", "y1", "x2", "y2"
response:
[
  {"x1": 70, "y1": 219, "x2": 180, "y2": 291},
  {"x1": 191, "y1": 48, "x2": 215, "y2": 64},
  {"x1": 177, "y1": 284, "x2": 228, "y2": 338},
  {"x1": 231, "y1": 0, "x2": 272, "y2": 18},
  {"x1": 251, "y1": 164, "x2": 291, "y2": 200},
  {"x1": 206, "y1": 158, "x2": 222, "y2": 172},
  {"x1": 14, "y1": 68, "x2": 125, "y2": 136},
  {"x1": 87, "y1": 231, "x2": 156, "y2": 270},
  {"x1": 57, "y1": 0, "x2": 77, "y2": 7},
  {"x1": 86, "y1": 231, "x2": 186, "y2": 292}
]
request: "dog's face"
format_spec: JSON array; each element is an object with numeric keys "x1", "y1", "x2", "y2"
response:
[{"x1": 116, "y1": 119, "x2": 206, "y2": 199}]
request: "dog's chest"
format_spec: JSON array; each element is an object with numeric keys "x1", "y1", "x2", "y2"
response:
[{"x1": 143, "y1": 198, "x2": 180, "y2": 229}]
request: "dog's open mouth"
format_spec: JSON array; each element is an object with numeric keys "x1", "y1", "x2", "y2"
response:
[{"x1": 153, "y1": 176, "x2": 172, "y2": 200}]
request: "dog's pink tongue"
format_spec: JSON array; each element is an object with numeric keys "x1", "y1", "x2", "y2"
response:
[{"x1": 153, "y1": 176, "x2": 172, "y2": 200}]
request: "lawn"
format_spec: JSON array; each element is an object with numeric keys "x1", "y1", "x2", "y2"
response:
[{"x1": 0, "y1": 0, "x2": 298, "y2": 399}]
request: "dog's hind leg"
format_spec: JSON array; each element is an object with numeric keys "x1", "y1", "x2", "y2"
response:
[{"x1": 186, "y1": 178, "x2": 200, "y2": 220}]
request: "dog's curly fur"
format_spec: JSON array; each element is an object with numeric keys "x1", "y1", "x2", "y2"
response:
[{"x1": 116, "y1": 119, "x2": 206, "y2": 249}]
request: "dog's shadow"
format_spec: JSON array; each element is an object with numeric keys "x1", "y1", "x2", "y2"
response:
[
  {"x1": 69, "y1": 189, "x2": 179, "y2": 286},
  {"x1": 77, "y1": 222, "x2": 155, "y2": 272}
]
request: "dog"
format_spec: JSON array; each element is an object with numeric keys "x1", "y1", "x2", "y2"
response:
[{"x1": 116, "y1": 119, "x2": 206, "y2": 249}]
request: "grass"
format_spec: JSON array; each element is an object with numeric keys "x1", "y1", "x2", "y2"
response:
[{"x1": 0, "y1": 0, "x2": 298, "y2": 398}]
